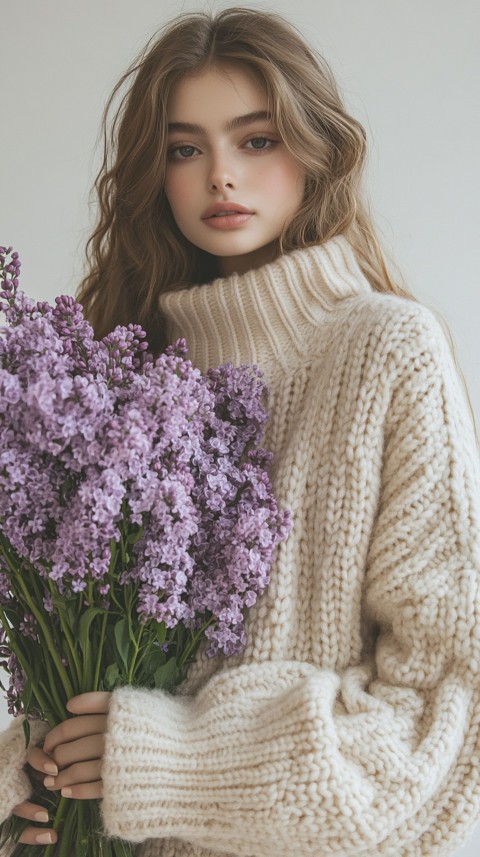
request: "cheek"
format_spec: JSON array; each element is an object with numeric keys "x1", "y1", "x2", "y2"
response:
[
  {"x1": 258, "y1": 159, "x2": 305, "y2": 208},
  {"x1": 164, "y1": 171, "x2": 193, "y2": 217}
]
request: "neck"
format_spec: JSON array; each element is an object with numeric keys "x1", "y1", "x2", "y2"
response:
[
  {"x1": 217, "y1": 239, "x2": 280, "y2": 277},
  {"x1": 158, "y1": 235, "x2": 373, "y2": 382}
]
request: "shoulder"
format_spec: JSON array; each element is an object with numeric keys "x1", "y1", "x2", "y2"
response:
[
  {"x1": 308, "y1": 291, "x2": 463, "y2": 425},
  {"x1": 348, "y1": 290, "x2": 445, "y2": 342},
  {"x1": 349, "y1": 294, "x2": 477, "y2": 446},
  {"x1": 330, "y1": 291, "x2": 453, "y2": 375}
]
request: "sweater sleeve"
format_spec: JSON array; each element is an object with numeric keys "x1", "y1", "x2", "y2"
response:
[
  {"x1": 0, "y1": 716, "x2": 50, "y2": 824},
  {"x1": 100, "y1": 305, "x2": 480, "y2": 855}
]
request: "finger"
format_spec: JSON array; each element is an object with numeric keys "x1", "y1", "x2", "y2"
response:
[
  {"x1": 11, "y1": 803, "x2": 57, "y2": 847},
  {"x1": 61, "y1": 780, "x2": 103, "y2": 800},
  {"x1": 18, "y1": 827, "x2": 57, "y2": 846},
  {"x1": 11, "y1": 800, "x2": 51, "y2": 823},
  {"x1": 47, "y1": 733, "x2": 105, "y2": 770},
  {"x1": 44, "y1": 759, "x2": 102, "y2": 792},
  {"x1": 66, "y1": 691, "x2": 111, "y2": 715},
  {"x1": 43, "y1": 714, "x2": 108, "y2": 754},
  {"x1": 26, "y1": 745, "x2": 58, "y2": 776}
]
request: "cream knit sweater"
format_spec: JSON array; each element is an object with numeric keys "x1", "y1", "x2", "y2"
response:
[{"x1": 1, "y1": 235, "x2": 480, "y2": 857}]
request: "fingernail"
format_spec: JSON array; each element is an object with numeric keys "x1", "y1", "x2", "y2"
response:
[
  {"x1": 36, "y1": 833, "x2": 54, "y2": 844},
  {"x1": 44, "y1": 776, "x2": 56, "y2": 788},
  {"x1": 61, "y1": 787, "x2": 72, "y2": 797},
  {"x1": 44, "y1": 763, "x2": 58, "y2": 776},
  {"x1": 34, "y1": 810, "x2": 49, "y2": 823}
]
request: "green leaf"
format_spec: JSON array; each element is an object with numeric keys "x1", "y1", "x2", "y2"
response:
[
  {"x1": 2, "y1": 605, "x2": 17, "y2": 623},
  {"x1": 103, "y1": 663, "x2": 120, "y2": 691},
  {"x1": 154, "y1": 656, "x2": 180, "y2": 691},
  {"x1": 155, "y1": 621, "x2": 167, "y2": 647},
  {"x1": 52, "y1": 595, "x2": 80, "y2": 632},
  {"x1": 138, "y1": 647, "x2": 167, "y2": 684},
  {"x1": 114, "y1": 618, "x2": 131, "y2": 672},
  {"x1": 31, "y1": 649, "x2": 41, "y2": 685},
  {"x1": 22, "y1": 718, "x2": 30, "y2": 749},
  {"x1": 78, "y1": 607, "x2": 104, "y2": 656},
  {"x1": 22, "y1": 676, "x2": 33, "y2": 713}
]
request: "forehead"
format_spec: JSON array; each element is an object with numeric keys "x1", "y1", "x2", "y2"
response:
[{"x1": 167, "y1": 64, "x2": 268, "y2": 122}]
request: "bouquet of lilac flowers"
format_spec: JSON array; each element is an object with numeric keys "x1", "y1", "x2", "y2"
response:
[{"x1": 0, "y1": 246, "x2": 291, "y2": 857}]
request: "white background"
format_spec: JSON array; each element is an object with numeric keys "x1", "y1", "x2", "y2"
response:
[{"x1": 0, "y1": 1, "x2": 479, "y2": 853}]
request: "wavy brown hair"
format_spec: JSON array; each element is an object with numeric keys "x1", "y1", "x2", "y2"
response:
[
  {"x1": 75, "y1": 6, "x2": 477, "y2": 439},
  {"x1": 76, "y1": 6, "x2": 413, "y2": 346}
]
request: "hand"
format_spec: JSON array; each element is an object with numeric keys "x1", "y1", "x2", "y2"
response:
[
  {"x1": 11, "y1": 744, "x2": 59, "y2": 846},
  {"x1": 42, "y1": 691, "x2": 111, "y2": 800},
  {"x1": 11, "y1": 692, "x2": 111, "y2": 846}
]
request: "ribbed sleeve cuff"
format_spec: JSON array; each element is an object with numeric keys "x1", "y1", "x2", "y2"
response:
[{"x1": 100, "y1": 664, "x2": 334, "y2": 848}]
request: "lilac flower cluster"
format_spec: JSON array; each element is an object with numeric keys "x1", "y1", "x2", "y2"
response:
[{"x1": 0, "y1": 246, "x2": 291, "y2": 659}]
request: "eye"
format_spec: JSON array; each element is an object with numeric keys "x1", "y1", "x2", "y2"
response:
[
  {"x1": 167, "y1": 144, "x2": 200, "y2": 161},
  {"x1": 244, "y1": 136, "x2": 277, "y2": 151}
]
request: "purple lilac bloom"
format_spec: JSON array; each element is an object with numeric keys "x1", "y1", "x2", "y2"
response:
[{"x1": 0, "y1": 246, "x2": 291, "y2": 661}]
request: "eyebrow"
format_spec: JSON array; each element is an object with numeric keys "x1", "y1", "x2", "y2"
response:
[{"x1": 167, "y1": 110, "x2": 273, "y2": 136}]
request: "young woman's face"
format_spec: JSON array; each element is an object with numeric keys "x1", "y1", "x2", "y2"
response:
[{"x1": 164, "y1": 64, "x2": 306, "y2": 277}]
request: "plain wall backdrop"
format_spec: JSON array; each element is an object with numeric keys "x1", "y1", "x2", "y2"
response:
[{"x1": 1, "y1": 1, "x2": 479, "y2": 853}]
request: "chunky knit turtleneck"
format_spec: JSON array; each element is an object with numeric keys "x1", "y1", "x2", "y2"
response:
[
  {"x1": 1, "y1": 236, "x2": 480, "y2": 857},
  {"x1": 157, "y1": 235, "x2": 373, "y2": 380}
]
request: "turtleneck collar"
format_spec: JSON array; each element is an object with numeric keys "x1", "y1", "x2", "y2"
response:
[{"x1": 158, "y1": 234, "x2": 373, "y2": 379}]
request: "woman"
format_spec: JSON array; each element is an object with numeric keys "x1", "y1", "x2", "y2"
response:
[{"x1": 2, "y1": 7, "x2": 479, "y2": 856}]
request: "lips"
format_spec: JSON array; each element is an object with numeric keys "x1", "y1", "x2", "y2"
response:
[
  {"x1": 201, "y1": 202, "x2": 254, "y2": 220},
  {"x1": 211, "y1": 211, "x2": 243, "y2": 217}
]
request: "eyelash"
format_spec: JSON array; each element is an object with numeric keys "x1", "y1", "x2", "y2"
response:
[{"x1": 167, "y1": 136, "x2": 277, "y2": 161}]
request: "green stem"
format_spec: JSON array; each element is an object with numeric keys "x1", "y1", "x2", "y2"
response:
[
  {"x1": 106, "y1": 540, "x2": 124, "y2": 613},
  {"x1": 20, "y1": 575, "x2": 67, "y2": 717},
  {"x1": 81, "y1": 623, "x2": 92, "y2": 695},
  {"x1": 127, "y1": 624, "x2": 144, "y2": 684},
  {"x1": 60, "y1": 620, "x2": 82, "y2": 692},
  {"x1": 57, "y1": 799, "x2": 77, "y2": 857},
  {"x1": 35, "y1": 680, "x2": 62, "y2": 726},
  {"x1": 43, "y1": 795, "x2": 70, "y2": 857},
  {"x1": 40, "y1": 644, "x2": 67, "y2": 721},
  {"x1": 77, "y1": 800, "x2": 87, "y2": 854},
  {"x1": 28, "y1": 573, "x2": 79, "y2": 693},
  {"x1": 8, "y1": 561, "x2": 74, "y2": 701},
  {"x1": 179, "y1": 618, "x2": 214, "y2": 668},
  {"x1": 94, "y1": 613, "x2": 108, "y2": 691},
  {"x1": 46, "y1": 579, "x2": 82, "y2": 690},
  {"x1": 0, "y1": 604, "x2": 57, "y2": 725}
]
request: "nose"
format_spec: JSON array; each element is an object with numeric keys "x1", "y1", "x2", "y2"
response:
[{"x1": 207, "y1": 150, "x2": 236, "y2": 192}]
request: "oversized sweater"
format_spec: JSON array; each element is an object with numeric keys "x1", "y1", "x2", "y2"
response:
[{"x1": 1, "y1": 234, "x2": 480, "y2": 857}]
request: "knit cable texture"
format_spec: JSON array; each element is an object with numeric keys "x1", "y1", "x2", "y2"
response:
[{"x1": 1, "y1": 237, "x2": 479, "y2": 857}]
